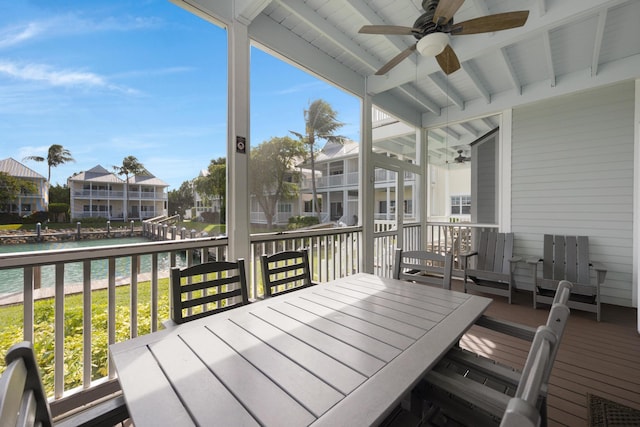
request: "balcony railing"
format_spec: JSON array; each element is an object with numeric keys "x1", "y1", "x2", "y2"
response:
[
  {"x1": 0, "y1": 222, "x2": 494, "y2": 417},
  {"x1": 71, "y1": 190, "x2": 167, "y2": 200},
  {"x1": 301, "y1": 171, "x2": 417, "y2": 191},
  {"x1": 72, "y1": 190, "x2": 125, "y2": 198}
]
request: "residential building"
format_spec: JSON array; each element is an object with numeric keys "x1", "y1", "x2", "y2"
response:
[
  {"x1": 68, "y1": 165, "x2": 168, "y2": 221},
  {"x1": 185, "y1": 169, "x2": 223, "y2": 220},
  {"x1": 0, "y1": 158, "x2": 48, "y2": 214}
]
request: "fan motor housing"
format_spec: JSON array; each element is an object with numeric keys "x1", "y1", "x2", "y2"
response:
[{"x1": 414, "y1": 0, "x2": 452, "y2": 39}]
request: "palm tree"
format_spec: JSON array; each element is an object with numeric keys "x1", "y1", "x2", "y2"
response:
[
  {"x1": 291, "y1": 99, "x2": 344, "y2": 221},
  {"x1": 113, "y1": 156, "x2": 145, "y2": 221},
  {"x1": 23, "y1": 144, "x2": 75, "y2": 186}
]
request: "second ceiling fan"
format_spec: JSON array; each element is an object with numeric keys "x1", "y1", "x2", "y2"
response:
[{"x1": 359, "y1": 0, "x2": 529, "y2": 76}]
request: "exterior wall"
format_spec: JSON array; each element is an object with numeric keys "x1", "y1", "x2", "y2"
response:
[
  {"x1": 10, "y1": 177, "x2": 47, "y2": 214},
  {"x1": 428, "y1": 165, "x2": 471, "y2": 222},
  {"x1": 69, "y1": 178, "x2": 168, "y2": 221},
  {"x1": 511, "y1": 81, "x2": 635, "y2": 306},
  {"x1": 0, "y1": 159, "x2": 47, "y2": 214}
]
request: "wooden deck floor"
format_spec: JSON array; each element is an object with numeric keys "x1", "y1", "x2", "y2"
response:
[{"x1": 455, "y1": 281, "x2": 640, "y2": 426}]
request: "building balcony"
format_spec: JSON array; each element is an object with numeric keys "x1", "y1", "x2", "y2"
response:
[{"x1": 72, "y1": 190, "x2": 125, "y2": 199}]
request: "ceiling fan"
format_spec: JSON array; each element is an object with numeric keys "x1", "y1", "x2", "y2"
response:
[
  {"x1": 359, "y1": 0, "x2": 529, "y2": 75},
  {"x1": 453, "y1": 149, "x2": 470, "y2": 163},
  {"x1": 445, "y1": 149, "x2": 470, "y2": 164}
]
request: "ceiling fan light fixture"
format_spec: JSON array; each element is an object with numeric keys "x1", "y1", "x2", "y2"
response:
[{"x1": 416, "y1": 32, "x2": 449, "y2": 57}]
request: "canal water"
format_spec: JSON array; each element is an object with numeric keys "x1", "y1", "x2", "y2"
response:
[{"x1": 0, "y1": 238, "x2": 186, "y2": 295}]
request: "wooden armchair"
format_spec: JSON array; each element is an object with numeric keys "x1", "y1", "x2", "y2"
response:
[
  {"x1": 392, "y1": 248, "x2": 453, "y2": 289},
  {"x1": 460, "y1": 231, "x2": 521, "y2": 304},
  {"x1": 415, "y1": 284, "x2": 571, "y2": 427},
  {"x1": 528, "y1": 234, "x2": 606, "y2": 321},
  {"x1": 170, "y1": 259, "x2": 249, "y2": 325},
  {"x1": 261, "y1": 249, "x2": 315, "y2": 297},
  {"x1": 0, "y1": 341, "x2": 128, "y2": 427}
]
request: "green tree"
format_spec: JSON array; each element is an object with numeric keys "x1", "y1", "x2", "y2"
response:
[
  {"x1": 291, "y1": 99, "x2": 344, "y2": 221},
  {"x1": 49, "y1": 184, "x2": 70, "y2": 204},
  {"x1": 168, "y1": 181, "x2": 194, "y2": 217},
  {"x1": 113, "y1": 156, "x2": 145, "y2": 221},
  {"x1": 0, "y1": 172, "x2": 37, "y2": 212},
  {"x1": 48, "y1": 184, "x2": 71, "y2": 222},
  {"x1": 23, "y1": 144, "x2": 75, "y2": 186},
  {"x1": 194, "y1": 158, "x2": 226, "y2": 224},
  {"x1": 249, "y1": 137, "x2": 306, "y2": 229}
]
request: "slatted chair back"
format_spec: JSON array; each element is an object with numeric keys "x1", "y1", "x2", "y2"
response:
[
  {"x1": 461, "y1": 230, "x2": 520, "y2": 304},
  {"x1": 543, "y1": 235, "x2": 591, "y2": 284},
  {"x1": 170, "y1": 259, "x2": 249, "y2": 325},
  {"x1": 0, "y1": 342, "x2": 53, "y2": 427},
  {"x1": 393, "y1": 249, "x2": 453, "y2": 289},
  {"x1": 532, "y1": 234, "x2": 606, "y2": 321},
  {"x1": 475, "y1": 230, "x2": 515, "y2": 274},
  {"x1": 500, "y1": 325, "x2": 559, "y2": 427},
  {"x1": 261, "y1": 249, "x2": 314, "y2": 297},
  {"x1": 421, "y1": 281, "x2": 571, "y2": 427}
]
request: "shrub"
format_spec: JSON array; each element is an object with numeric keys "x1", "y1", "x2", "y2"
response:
[
  {"x1": 0, "y1": 213, "x2": 22, "y2": 224},
  {"x1": 0, "y1": 279, "x2": 171, "y2": 394},
  {"x1": 288, "y1": 215, "x2": 319, "y2": 230},
  {"x1": 200, "y1": 211, "x2": 220, "y2": 224},
  {"x1": 70, "y1": 217, "x2": 109, "y2": 226},
  {"x1": 22, "y1": 211, "x2": 48, "y2": 224}
]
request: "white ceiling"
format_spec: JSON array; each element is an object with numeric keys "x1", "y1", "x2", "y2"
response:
[{"x1": 176, "y1": 0, "x2": 640, "y2": 160}]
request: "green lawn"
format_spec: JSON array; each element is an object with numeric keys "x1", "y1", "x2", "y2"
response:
[{"x1": 0, "y1": 278, "x2": 171, "y2": 395}]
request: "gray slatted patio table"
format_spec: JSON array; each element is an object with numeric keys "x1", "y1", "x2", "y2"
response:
[{"x1": 109, "y1": 273, "x2": 491, "y2": 427}]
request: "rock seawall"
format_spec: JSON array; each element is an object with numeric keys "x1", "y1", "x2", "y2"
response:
[{"x1": 0, "y1": 227, "x2": 143, "y2": 245}]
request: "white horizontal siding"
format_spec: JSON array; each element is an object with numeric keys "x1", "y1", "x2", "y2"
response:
[{"x1": 511, "y1": 81, "x2": 635, "y2": 306}]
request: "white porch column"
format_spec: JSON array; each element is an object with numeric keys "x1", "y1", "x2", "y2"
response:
[
  {"x1": 499, "y1": 109, "x2": 513, "y2": 233},
  {"x1": 227, "y1": 20, "x2": 251, "y2": 262},
  {"x1": 360, "y1": 87, "x2": 374, "y2": 273},
  {"x1": 634, "y1": 79, "x2": 640, "y2": 332},
  {"x1": 419, "y1": 128, "x2": 428, "y2": 249}
]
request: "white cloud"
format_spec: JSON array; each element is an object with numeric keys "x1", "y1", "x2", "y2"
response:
[
  {"x1": 0, "y1": 22, "x2": 44, "y2": 48},
  {"x1": 0, "y1": 13, "x2": 163, "y2": 49},
  {"x1": 0, "y1": 60, "x2": 138, "y2": 94}
]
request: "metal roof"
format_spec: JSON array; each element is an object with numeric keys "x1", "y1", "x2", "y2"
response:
[{"x1": 0, "y1": 158, "x2": 46, "y2": 180}]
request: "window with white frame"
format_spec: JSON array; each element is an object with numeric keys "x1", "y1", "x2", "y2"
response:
[
  {"x1": 451, "y1": 195, "x2": 471, "y2": 215},
  {"x1": 278, "y1": 203, "x2": 292, "y2": 213}
]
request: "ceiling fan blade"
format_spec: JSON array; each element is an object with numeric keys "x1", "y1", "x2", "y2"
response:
[
  {"x1": 359, "y1": 25, "x2": 416, "y2": 35},
  {"x1": 450, "y1": 11, "x2": 529, "y2": 35},
  {"x1": 436, "y1": 44, "x2": 461, "y2": 75},
  {"x1": 375, "y1": 44, "x2": 417, "y2": 75},
  {"x1": 433, "y1": 0, "x2": 465, "y2": 25}
]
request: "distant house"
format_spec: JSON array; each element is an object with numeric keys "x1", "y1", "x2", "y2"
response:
[
  {"x1": 0, "y1": 157, "x2": 48, "y2": 214},
  {"x1": 68, "y1": 165, "x2": 168, "y2": 221},
  {"x1": 185, "y1": 169, "x2": 223, "y2": 221}
]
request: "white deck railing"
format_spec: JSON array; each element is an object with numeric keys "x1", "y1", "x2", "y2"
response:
[{"x1": 0, "y1": 222, "x2": 495, "y2": 409}]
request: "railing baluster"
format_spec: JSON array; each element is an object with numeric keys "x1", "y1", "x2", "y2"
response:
[
  {"x1": 151, "y1": 253, "x2": 158, "y2": 332},
  {"x1": 54, "y1": 263, "x2": 64, "y2": 399},
  {"x1": 83, "y1": 260, "x2": 91, "y2": 388},
  {"x1": 108, "y1": 257, "x2": 116, "y2": 379},
  {"x1": 23, "y1": 267, "x2": 34, "y2": 343},
  {"x1": 130, "y1": 255, "x2": 138, "y2": 338}
]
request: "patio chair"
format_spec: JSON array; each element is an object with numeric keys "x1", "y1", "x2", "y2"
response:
[
  {"x1": 433, "y1": 281, "x2": 572, "y2": 427},
  {"x1": 261, "y1": 249, "x2": 315, "y2": 297},
  {"x1": 392, "y1": 248, "x2": 453, "y2": 289},
  {"x1": 460, "y1": 230, "x2": 521, "y2": 304},
  {"x1": 415, "y1": 291, "x2": 570, "y2": 427},
  {"x1": 528, "y1": 234, "x2": 606, "y2": 321},
  {"x1": 0, "y1": 341, "x2": 128, "y2": 427},
  {"x1": 169, "y1": 259, "x2": 249, "y2": 325}
]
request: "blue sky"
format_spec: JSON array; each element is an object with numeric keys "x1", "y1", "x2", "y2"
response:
[{"x1": 0, "y1": 0, "x2": 360, "y2": 189}]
